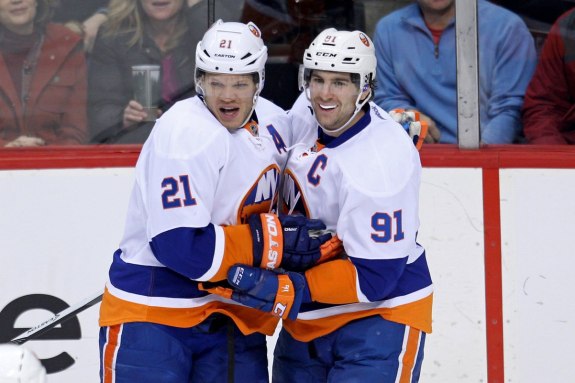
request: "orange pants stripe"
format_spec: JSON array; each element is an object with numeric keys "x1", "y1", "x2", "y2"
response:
[
  {"x1": 396, "y1": 326, "x2": 422, "y2": 383},
  {"x1": 102, "y1": 324, "x2": 122, "y2": 383}
]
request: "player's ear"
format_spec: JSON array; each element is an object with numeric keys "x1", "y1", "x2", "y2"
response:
[{"x1": 359, "y1": 87, "x2": 371, "y2": 103}]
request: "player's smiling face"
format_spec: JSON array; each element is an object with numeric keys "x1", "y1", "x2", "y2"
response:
[
  {"x1": 202, "y1": 73, "x2": 258, "y2": 130},
  {"x1": 308, "y1": 70, "x2": 363, "y2": 135}
]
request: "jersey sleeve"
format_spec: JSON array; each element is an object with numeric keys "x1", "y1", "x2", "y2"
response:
[
  {"x1": 144, "y1": 117, "x2": 225, "y2": 238},
  {"x1": 139, "y1": 107, "x2": 254, "y2": 282}
]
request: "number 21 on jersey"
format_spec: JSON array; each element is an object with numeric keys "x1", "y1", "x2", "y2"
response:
[{"x1": 161, "y1": 175, "x2": 197, "y2": 209}]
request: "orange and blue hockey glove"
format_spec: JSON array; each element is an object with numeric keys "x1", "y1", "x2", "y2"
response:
[
  {"x1": 249, "y1": 213, "x2": 343, "y2": 271},
  {"x1": 201, "y1": 264, "x2": 306, "y2": 320}
]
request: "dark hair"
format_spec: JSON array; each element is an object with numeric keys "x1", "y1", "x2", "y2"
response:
[{"x1": 35, "y1": 0, "x2": 56, "y2": 28}]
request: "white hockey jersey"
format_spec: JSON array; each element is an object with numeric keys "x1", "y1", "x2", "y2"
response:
[
  {"x1": 99, "y1": 96, "x2": 292, "y2": 335},
  {"x1": 281, "y1": 93, "x2": 433, "y2": 342}
]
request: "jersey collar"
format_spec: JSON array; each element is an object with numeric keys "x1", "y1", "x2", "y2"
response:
[{"x1": 318, "y1": 105, "x2": 371, "y2": 149}]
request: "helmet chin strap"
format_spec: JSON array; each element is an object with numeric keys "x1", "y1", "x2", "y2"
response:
[
  {"x1": 238, "y1": 87, "x2": 261, "y2": 129},
  {"x1": 306, "y1": 87, "x2": 371, "y2": 136}
]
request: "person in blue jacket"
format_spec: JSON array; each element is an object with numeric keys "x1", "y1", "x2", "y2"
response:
[{"x1": 373, "y1": 0, "x2": 537, "y2": 144}]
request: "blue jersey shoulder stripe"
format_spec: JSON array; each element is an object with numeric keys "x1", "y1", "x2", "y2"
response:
[
  {"x1": 385, "y1": 252, "x2": 432, "y2": 299},
  {"x1": 109, "y1": 250, "x2": 206, "y2": 298},
  {"x1": 352, "y1": 256, "x2": 407, "y2": 301},
  {"x1": 353, "y1": 253, "x2": 432, "y2": 301}
]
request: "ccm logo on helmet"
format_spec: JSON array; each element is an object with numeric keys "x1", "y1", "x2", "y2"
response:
[
  {"x1": 264, "y1": 214, "x2": 281, "y2": 269},
  {"x1": 316, "y1": 52, "x2": 337, "y2": 57}
]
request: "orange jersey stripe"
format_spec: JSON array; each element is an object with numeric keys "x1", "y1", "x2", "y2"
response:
[
  {"x1": 398, "y1": 327, "x2": 422, "y2": 383},
  {"x1": 206, "y1": 224, "x2": 254, "y2": 282},
  {"x1": 99, "y1": 288, "x2": 279, "y2": 335},
  {"x1": 283, "y1": 294, "x2": 433, "y2": 342},
  {"x1": 305, "y1": 259, "x2": 359, "y2": 304}
]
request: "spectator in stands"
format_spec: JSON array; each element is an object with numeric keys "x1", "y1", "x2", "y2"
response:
[
  {"x1": 0, "y1": 0, "x2": 88, "y2": 147},
  {"x1": 58, "y1": 0, "x2": 214, "y2": 55},
  {"x1": 493, "y1": 0, "x2": 573, "y2": 26},
  {"x1": 522, "y1": 7, "x2": 575, "y2": 144},
  {"x1": 373, "y1": 0, "x2": 537, "y2": 144},
  {"x1": 492, "y1": 0, "x2": 573, "y2": 58},
  {"x1": 88, "y1": 0, "x2": 196, "y2": 144},
  {"x1": 52, "y1": 0, "x2": 111, "y2": 53}
]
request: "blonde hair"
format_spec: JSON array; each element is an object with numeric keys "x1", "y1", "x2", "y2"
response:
[{"x1": 103, "y1": 0, "x2": 188, "y2": 51}]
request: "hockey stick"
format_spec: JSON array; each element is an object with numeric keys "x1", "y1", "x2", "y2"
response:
[{"x1": 10, "y1": 291, "x2": 103, "y2": 345}]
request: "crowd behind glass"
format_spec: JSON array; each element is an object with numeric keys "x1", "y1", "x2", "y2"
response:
[{"x1": 1, "y1": 0, "x2": 574, "y2": 147}]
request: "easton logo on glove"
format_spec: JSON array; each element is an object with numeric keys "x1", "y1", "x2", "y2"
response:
[
  {"x1": 262, "y1": 214, "x2": 282, "y2": 269},
  {"x1": 249, "y1": 213, "x2": 342, "y2": 272},
  {"x1": 248, "y1": 213, "x2": 284, "y2": 269}
]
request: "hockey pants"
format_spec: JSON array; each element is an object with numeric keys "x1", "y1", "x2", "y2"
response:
[
  {"x1": 99, "y1": 314, "x2": 268, "y2": 383},
  {"x1": 273, "y1": 315, "x2": 426, "y2": 383}
]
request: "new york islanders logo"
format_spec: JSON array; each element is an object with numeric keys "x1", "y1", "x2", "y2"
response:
[
  {"x1": 248, "y1": 23, "x2": 261, "y2": 38},
  {"x1": 280, "y1": 169, "x2": 310, "y2": 217},
  {"x1": 359, "y1": 33, "x2": 370, "y2": 47},
  {"x1": 238, "y1": 165, "x2": 280, "y2": 223}
]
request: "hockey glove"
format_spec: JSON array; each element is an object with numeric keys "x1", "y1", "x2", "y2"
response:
[
  {"x1": 389, "y1": 108, "x2": 429, "y2": 150},
  {"x1": 249, "y1": 213, "x2": 343, "y2": 271},
  {"x1": 201, "y1": 264, "x2": 305, "y2": 320}
]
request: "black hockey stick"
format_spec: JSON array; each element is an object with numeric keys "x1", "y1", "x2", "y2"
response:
[{"x1": 10, "y1": 291, "x2": 103, "y2": 345}]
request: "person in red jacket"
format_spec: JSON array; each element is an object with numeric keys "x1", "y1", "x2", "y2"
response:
[
  {"x1": 0, "y1": 0, "x2": 88, "y2": 147},
  {"x1": 522, "y1": 6, "x2": 575, "y2": 144}
]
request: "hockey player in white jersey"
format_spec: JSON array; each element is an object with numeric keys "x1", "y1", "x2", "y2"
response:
[
  {"x1": 211, "y1": 28, "x2": 433, "y2": 382},
  {"x1": 278, "y1": 28, "x2": 433, "y2": 383},
  {"x1": 97, "y1": 20, "x2": 340, "y2": 383}
]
